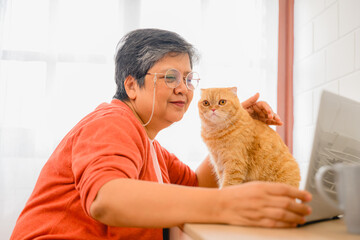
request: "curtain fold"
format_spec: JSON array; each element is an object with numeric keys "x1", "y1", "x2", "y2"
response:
[
  {"x1": 0, "y1": 0, "x2": 8, "y2": 130},
  {"x1": 0, "y1": 0, "x2": 8, "y2": 59},
  {"x1": 277, "y1": 0, "x2": 294, "y2": 153}
]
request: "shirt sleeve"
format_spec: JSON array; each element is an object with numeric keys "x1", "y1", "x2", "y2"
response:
[
  {"x1": 155, "y1": 142, "x2": 198, "y2": 187},
  {"x1": 71, "y1": 112, "x2": 148, "y2": 216}
]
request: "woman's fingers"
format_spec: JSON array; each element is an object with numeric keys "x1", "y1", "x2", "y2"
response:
[
  {"x1": 255, "y1": 210, "x2": 305, "y2": 225},
  {"x1": 264, "y1": 183, "x2": 312, "y2": 203},
  {"x1": 263, "y1": 207, "x2": 306, "y2": 224},
  {"x1": 266, "y1": 196, "x2": 311, "y2": 216},
  {"x1": 239, "y1": 200, "x2": 308, "y2": 225},
  {"x1": 247, "y1": 101, "x2": 283, "y2": 125},
  {"x1": 247, "y1": 183, "x2": 312, "y2": 222},
  {"x1": 241, "y1": 94, "x2": 284, "y2": 126},
  {"x1": 257, "y1": 101, "x2": 273, "y2": 118},
  {"x1": 252, "y1": 104, "x2": 267, "y2": 118},
  {"x1": 241, "y1": 93, "x2": 260, "y2": 109},
  {"x1": 221, "y1": 182, "x2": 312, "y2": 228}
]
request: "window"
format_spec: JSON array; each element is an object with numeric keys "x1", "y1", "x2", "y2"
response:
[
  {"x1": 0, "y1": 1, "x2": 120, "y2": 236},
  {"x1": 0, "y1": 1, "x2": 278, "y2": 237},
  {"x1": 139, "y1": 0, "x2": 279, "y2": 169},
  {"x1": 1, "y1": 0, "x2": 120, "y2": 158}
]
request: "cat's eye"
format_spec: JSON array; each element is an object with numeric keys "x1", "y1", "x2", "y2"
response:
[
  {"x1": 219, "y1": 99, "x2": 227, "y2": 105},
  {"x1": 203, "y1": 100, "x2": 210, "y2": 106}
]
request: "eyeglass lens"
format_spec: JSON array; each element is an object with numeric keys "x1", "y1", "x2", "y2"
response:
[{"x1": 164, "y1": 69, "x2": 199, "y2": 90}]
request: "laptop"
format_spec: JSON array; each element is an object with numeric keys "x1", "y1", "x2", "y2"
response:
[{"x1": 303, "y1": 91, "x2": 360, "y2": 223}]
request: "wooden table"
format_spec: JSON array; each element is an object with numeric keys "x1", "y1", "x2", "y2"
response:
[{"x1": 170, "y1": 219, "x2": 360, "y2": 240}]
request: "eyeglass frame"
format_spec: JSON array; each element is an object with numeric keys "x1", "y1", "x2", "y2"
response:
[{"x1": 146, "y1": 68, "x2": 200, "y2": 91}]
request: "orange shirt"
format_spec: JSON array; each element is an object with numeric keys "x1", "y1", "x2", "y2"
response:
[{"x1": 11, "y1": 99, "x2": 198, "y2": 240}]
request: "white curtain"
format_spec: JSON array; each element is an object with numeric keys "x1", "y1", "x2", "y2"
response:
[
  {"x1": 0, "y1": 0, "x2": 120, "y2": 237},
  {"x1": 0, "y1": 0, "x2": 278, "y2": 238},
  {"x1": 0, "y1": 0, "x2": 11, "y2": 237}
]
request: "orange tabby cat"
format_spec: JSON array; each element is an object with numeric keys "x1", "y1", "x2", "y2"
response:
[{"x1": 198, "y1": 87, "x2": 300, "y2": 188}]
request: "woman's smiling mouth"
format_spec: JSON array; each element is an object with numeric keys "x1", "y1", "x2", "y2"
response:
[{"x1": 170, "y1": 100, "x2": 186, "y2": 108}]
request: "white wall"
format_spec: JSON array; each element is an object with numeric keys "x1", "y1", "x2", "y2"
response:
[{"x1": 293, "y1": 0, "x2": 360, "y2": 188}]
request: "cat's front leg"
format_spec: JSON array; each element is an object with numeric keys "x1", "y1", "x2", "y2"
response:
[
  {"x1": 221, "y1": 160, "x2": 247, "y2": 188},
  {"x1": 209, "y1": 154, "x2": 224, "y2": 187}
]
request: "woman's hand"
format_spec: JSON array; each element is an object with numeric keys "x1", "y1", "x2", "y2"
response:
[
  {"x1": 242, "y1": 93, "x2": 283, "y2": 126},
  {"x1": 217, "y1": 182, "x2": 312, "y2": 228}
]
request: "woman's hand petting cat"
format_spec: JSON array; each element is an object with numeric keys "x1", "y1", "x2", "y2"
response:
[
  {"x1": 242, "y1": 93, "x2": 283, "y2": 126},
  {"x1": 216, "y1": 181, "x2": 312, "y2": 228}
]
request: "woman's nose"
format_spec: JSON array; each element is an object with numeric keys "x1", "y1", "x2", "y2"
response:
[{"x1": 174, "y1": 79, "x2": 188, "y2": 94}]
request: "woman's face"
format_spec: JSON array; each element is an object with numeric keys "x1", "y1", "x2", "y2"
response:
[{"x1": 134, "y1": 53, "x2": 194, "y2": 130}]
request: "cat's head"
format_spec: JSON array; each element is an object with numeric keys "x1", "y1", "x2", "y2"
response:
[{"x1": 198, "y1": 87, "x2": 243, "y2": 125}]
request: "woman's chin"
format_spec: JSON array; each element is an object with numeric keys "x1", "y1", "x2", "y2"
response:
[{"x1": 167, "y1": 113, "x2": 185, "y2": 124}]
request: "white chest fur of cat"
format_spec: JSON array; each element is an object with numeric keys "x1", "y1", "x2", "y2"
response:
[{"x1": 198, "y1": 87, "x2": 300, "y2": 188}]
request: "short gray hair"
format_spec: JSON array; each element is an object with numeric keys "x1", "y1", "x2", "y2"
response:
[{"x1": 113, "y1": 28, "x2": 199, "y2": 100}]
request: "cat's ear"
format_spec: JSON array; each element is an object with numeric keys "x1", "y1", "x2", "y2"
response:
[{"x1": 230, "y1": 87, "x2": 237, "y2": 95}]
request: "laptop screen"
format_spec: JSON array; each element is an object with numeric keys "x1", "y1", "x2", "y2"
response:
[{"x1": 304, "y1": 91, "x2": 360, "y2": 222}]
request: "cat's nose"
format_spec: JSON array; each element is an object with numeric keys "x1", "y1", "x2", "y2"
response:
[{"x1": 211, "y1": 109, "x2": 216, "y2": 112}]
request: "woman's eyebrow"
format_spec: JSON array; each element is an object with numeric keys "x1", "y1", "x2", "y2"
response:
[{"x1": 155, "y1": 68, "x2": 192, "y2": 75}]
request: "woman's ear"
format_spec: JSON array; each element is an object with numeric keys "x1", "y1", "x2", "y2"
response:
[{"x1": 124, "y1": 76, "x2": 137, "y2": 100}]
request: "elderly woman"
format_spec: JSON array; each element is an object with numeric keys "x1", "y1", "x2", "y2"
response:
[{"x1": 11, "y1": 29, "x2": 311, "y2": 240}]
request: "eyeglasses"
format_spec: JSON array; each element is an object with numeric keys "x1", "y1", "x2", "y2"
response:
[{"x1": 146, "y1": 68, "x2": 200, "y2": 91}]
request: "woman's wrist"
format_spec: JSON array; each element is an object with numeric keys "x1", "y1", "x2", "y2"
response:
[{"x1": 205, "y1": 188, "x2": 227, "y2": 224}]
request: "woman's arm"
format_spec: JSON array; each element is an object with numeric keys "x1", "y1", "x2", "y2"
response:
[
  {"x1": 90, "y1": 179, "x2": 312, "y2": 228},
  {"x1": 90, "y1": 178, "x2": 220, "y2": 228},
  {"x1": 195, "y1": 155, "x2": 218, "y2": 188}
]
